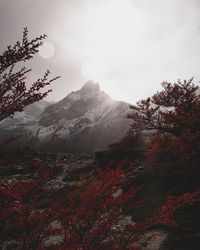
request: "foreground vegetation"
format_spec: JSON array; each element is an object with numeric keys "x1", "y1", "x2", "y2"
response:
[{"x1": 0, "y1": 28, "x2": 200, "y2": 249}]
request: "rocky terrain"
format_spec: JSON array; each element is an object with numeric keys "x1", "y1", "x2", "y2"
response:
[
  {"x1": 1, "y1": 145, "x2": 200, "y2": 249},
  {"x1": 0, "y1": 147, "x2": 95, "y2": 186},
  {"x1": 0, "y1": 147, "x2": 169, "y2": 249}
]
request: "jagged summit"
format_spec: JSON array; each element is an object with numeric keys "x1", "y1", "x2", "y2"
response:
[
  {"x1": 80, "y1": 81, "x2": 101, "y2": 99},
  {"x1": 81, "y1": 81, "x2": 100, "y2": 92},
  {"x1": 59, "y1": 81, "x2": 109, "y2": 104}
]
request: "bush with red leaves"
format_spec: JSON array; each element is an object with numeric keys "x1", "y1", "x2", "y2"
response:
[
  {"x1": 1, "y1": 160, "x2": 199, "y2": 249},
  {"x1": 0, "y1": 27, "x2": 60, "y2": 146},
  {"x1": 127, "y1": 79, "x2": 200, "y2": 174}
]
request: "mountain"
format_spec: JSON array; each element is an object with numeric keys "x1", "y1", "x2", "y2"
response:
[
  {"x1": 0, "y1": 81, "x2": 132, "y2": 154},
  {"x1": 0, "y1": 99, "x2": 54, "y2": 126}
]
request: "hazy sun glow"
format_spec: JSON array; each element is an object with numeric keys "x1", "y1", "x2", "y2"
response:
[
  {"x1": 50, "y1": 0, "x2": 200, "y2": 104},
  {"x1": 39, "y1": 42, "x2": 55, "y2": 59},
  {"x1": 80, "y1": 0, "x2": 142, "y2": 100},
  {"x1": 5, "y1": 0, "x2": 197, "y2": 104}
]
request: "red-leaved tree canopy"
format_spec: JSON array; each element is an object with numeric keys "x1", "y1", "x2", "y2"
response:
[
  {"x1": 0, "y1": 27, "x2": 60, "y2": 122},
  {"x1": 127, "y1": 79, "x2": 200, "y2": 173}
]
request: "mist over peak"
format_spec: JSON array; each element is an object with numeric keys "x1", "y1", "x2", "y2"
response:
[{"x1": 81, "y1": 81, "x2": 100, "y2": 91}]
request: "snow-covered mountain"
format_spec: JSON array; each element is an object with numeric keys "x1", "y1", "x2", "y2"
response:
[
  {"x1": 0, "y1": 99, "x2": 54, "y2": 126},
  {"x1": 0, "y1": 81, "x2": 132, "y2": 154}
]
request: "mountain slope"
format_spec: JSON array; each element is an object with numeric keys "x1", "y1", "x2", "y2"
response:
[
  {"x1": 0, "y1": 99, "x2": 53, "y2": 126},
  {"x1": 0, "y1": 81, "x2": 132, "y2": 154}
]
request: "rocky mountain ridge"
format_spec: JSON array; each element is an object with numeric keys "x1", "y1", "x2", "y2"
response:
[
  {"x1": 0, "y1": 99, "x2": 54, "y2": 126},
  {"x1": 0, "y1": 81, "x2": 131, "y2": 154}
]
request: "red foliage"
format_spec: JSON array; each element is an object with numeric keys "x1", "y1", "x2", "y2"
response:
[
  {"x1": 127, "y1": 79, "x2": 200, "y2": 173},
  {"x1": 106, "y1": 132, "x2": 145, "y2": 162},
  {"x1": 1, "y1": 159, "x2": 199, "y2": 249},
  {"x1": 0, "y1": 27, "x2": 60, "y2": 123},
  {"x1": 0, "y1": 161, "x2": 59, "y2": 248}
]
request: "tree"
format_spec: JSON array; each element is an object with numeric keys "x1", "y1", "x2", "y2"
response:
[
  {"x1": 127, "y1": 79, "x2": 200, "y2": 248},
  {"x1": 0, "y1": 27, "x2": 60, "y2": 122},
  {"x1": 127, "y1": 79, "x2": 200, "y2": 175}
]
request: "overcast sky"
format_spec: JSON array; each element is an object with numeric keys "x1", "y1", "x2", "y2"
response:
[{"x1": 1, "y1": 0, "x2": 200, "y2": 104}]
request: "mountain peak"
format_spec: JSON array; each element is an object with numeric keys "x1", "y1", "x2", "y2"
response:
[
  {"x1": 81, "y1": 81, "x2": 100, "y2": 92},
  {"x1": 0, "y1": 80, "x2": 131, "y2": 154},
  {"x1": 80, "y1": 81, "x2": 101, "y2": 99}
]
